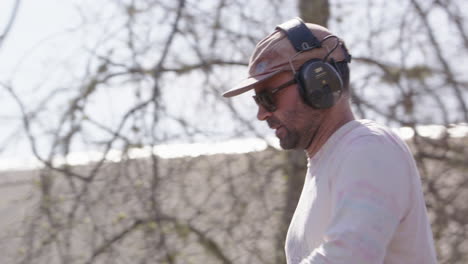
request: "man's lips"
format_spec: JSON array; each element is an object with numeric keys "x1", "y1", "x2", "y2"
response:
[
  {"x1": 267, "y1": 119, "x2": 283, "y2": 137},
  {"x1": 267, "y1": 118, "x2": 284, "y2": 138},
  {"x1": 267, "y1": 118, "x2": 281, "y2": 130},
  {"x1": 275, "y1": 126, "x2": 283, "y2": 137}
]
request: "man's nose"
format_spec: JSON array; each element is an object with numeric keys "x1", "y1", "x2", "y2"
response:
[{"x1": 257, "y1": 105, "x2": 272, "y2": 121}]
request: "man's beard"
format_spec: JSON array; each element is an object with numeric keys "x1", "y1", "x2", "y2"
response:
[
  {"x1": 279, "y1": 126, "x2": 300, "y2": 149},
  {"x1": 267, "y1": 110, "x2": 322, "y2": 150},
  {"x1": 267, "y1": 117, "x2": 300, "y2": 150}
]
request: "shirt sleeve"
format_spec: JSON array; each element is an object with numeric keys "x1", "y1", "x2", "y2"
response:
[{"x1": 300, "y1": 137, "x2": 413, "y2": 264}]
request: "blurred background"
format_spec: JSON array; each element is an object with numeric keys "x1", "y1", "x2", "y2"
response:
[{"x1": 0, "y1": 0, "x2": 467, "y2": 263}]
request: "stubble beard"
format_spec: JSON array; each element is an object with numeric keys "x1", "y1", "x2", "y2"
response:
[
  {"x1": 274, "y1": 109, "x2": 322, "y2": 150},
  {"x1": 279, "y1": 126, "x2": 299, "y2": 150}
]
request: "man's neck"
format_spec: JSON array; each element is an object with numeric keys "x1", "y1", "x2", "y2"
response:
[{"x1": 305, "y1": 102, "x2": 355, "y2": 158}]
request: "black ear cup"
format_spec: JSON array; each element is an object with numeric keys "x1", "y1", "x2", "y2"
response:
[{"x1": 296, "y1": 59, "x2": 343, "y2": 109}]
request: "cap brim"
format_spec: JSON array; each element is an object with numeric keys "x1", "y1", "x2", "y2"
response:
[{"x1": 222, "y1": 70, "x2": 282, "y2": 98}]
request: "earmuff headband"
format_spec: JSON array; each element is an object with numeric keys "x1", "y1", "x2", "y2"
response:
[{"x1": 276, "y1": 18, "x2": 321, "y2": 52}]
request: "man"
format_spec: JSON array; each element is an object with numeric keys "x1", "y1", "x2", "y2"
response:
[{"x1": 222, "y1": 18, "x2": 437, "y2": 264}]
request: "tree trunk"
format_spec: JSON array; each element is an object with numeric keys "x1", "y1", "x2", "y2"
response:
[
  {"x1": 275, "y1": 149, "x2": 307, "y2": 264},
  {"x1": 274, "y1": 1, "x2": 331, "y2": 263},
  {"x1": 298, "y1": 0, "x2": 330, "y2": 27}
]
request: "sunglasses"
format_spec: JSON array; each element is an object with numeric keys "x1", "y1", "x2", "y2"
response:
[{"x1": 252, "y1": 78, "x2": 297, "y2": 112}]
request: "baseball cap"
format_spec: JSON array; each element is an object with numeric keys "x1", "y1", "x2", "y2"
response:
[{"x1": 222, "y1": 18, "x2": 351, "y2": 98}]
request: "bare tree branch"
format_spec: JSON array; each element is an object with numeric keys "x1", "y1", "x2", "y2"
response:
[{"x1": 0, "y1": 0, "x2": 21, "y2": 50}]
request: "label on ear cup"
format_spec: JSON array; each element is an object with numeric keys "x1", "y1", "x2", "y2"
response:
[
  {"x1": 315, "y1": 71, "x2": 327, "y2": 80},
  {"x1": 297, "y1": 60, "x2": 343, "y2": 109}
]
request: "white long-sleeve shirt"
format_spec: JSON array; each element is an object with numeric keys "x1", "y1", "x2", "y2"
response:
[{"x1": 285, "y1": 120, "x2": 437, "y2": 264}]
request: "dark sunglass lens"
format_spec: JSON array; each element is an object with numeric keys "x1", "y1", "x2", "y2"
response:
[{"x1": 258, "y1": 92, "x2": 276, "y2": 112}]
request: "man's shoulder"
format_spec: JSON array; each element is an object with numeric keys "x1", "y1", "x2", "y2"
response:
[
  {"x1": 335, "y1": 119, "x2": 409, "y2": 157},
  {"x1": 344, "y1": 119, "x2": 403, "y2": 143}
]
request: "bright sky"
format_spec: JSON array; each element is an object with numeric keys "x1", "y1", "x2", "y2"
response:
[
  {"x1": 0, "y1": 0, "x2": 80, "y2": 64},
  {"x1": 0, "y1": 0, "x2": 262, "y2": 168},
  {"x1": 0, "y1": 0, "x2": 82, "y2": 161},
  {"x1": 1, "y1": 1, "x2": 466, "y2": 171}
]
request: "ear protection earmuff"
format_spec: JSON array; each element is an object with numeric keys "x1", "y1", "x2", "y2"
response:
[
  {"x1": 276, "y1": 18, "x2": 351, "y2": 109},
  {"x1": 296, "y1": 59, "x2": 344, "y2": 109}
]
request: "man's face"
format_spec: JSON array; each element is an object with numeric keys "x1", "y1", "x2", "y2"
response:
[{"x1": 253, "y1": 72, "x2": 324, "y2": 150}]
